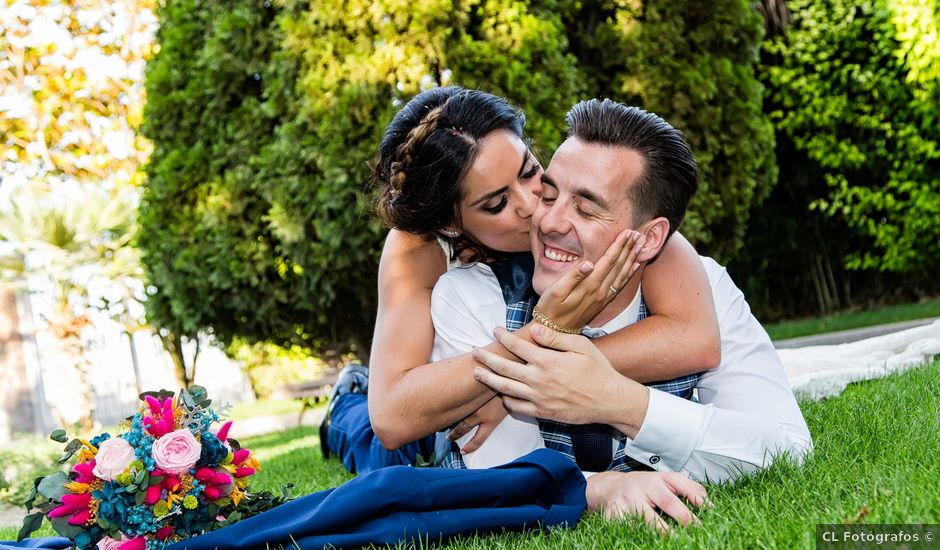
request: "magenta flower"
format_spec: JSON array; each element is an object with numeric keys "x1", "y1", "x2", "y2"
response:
[
  {"x1": 72, "y1": 460, "x2": 97, "y2": 484},
  {"x1": 142, "y1": 397, "x2": 175, "y2": 437},
  {"x1": 216, "y1": 421, "x2": 233, "y2": 443},
  {"x1": 48, "y1": 493, "x2": 92, "y2": 526}
]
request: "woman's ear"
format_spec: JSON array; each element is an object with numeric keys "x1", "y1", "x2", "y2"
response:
[{"x1": 636, "y1": 217, "x2": 670, "y2": 262}]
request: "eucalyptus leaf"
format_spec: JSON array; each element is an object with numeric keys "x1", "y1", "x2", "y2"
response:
[
  {"x1": 16, "y1": 512, "x2": 44, "y2": 542},
  {"x1": 135, "y1": 490, "x2": 146, "y2": 506},
  {"x1": 57, "y1": 451, "x2": 75, "y2": 464},
  {"x1": 140, "y1": 389, "x2": 175, "y2": 401},
  {"x1": 23, "y1": 486, "x2": 38, "y2": 512},
  {"x1": 37, "y1": 472, "x2": 69, "y2": 500},
  {"x1": 49, "y1": 429, "x2": 68, "y2": 443},
  {"x1": 49, "y1": 514, "x2": 85, "y2": 539},
  {"x1": 63, "y1": 439, "x2": 83, "y2": 453},
  {"x1": 189, "y1": 385, "x2": 207, "y2": 401}
]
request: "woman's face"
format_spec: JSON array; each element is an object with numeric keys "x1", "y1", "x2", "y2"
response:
[{"x1": 457, "y1": 129, "x2": 542, "y2": 254}]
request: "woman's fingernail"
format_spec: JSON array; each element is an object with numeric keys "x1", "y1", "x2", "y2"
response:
[
  {"x1": 580, "y1": 261, "x2": 594, "y2": 273},
  {"x1": 532, "y1": 324, "x2": 544, "y2": 338}
]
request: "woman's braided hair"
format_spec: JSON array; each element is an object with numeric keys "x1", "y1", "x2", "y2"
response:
[
  {"x1": 373, "y1": 87, "x2": 526, "y2": 262},
  {"x1": 388, "y1": 104, "x2": 447, "y2": 197}
]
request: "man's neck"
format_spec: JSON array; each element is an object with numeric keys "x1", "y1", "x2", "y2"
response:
[{"x1": 589, "y1": 265, "x2": 645, "y2": 327}]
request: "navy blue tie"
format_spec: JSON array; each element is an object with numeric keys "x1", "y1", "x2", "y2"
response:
[{"x1": 571, "y1": 326, "x2": 611, "y2": 472}]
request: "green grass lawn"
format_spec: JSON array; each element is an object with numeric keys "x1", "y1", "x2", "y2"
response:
[
  {"x1": 763, "y1": 297, "x2": 940, "y2": 341},
  {"x1": 4, "y1": 360, "x2": 939, "y2": 547}
]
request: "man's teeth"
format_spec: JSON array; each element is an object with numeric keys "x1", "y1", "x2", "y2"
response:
[{"x1": 545, "y1": 248, "x2": 577, "y2": 262}]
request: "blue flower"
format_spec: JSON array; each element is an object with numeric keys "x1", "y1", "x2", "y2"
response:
[
  {"x1": 197, "y1": 432, "x2": 227, "y2": 468},
  {"x1": 90, "y1": 432, "x2": 111, "y2": 448}
]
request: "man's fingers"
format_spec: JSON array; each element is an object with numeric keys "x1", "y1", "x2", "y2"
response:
[
  {"x1": 633, "y1": 501, "x2": 670, "y2": 535},
  {"x1": 500, "y1": 395, "x2": 538, "y2": 417},
  {"x1": 473, "y1": 367, "x2": 533, "y2": 400},
  {"x1": 472, "y1": 346, "x2": 531, "y2": 382},
  {"x1": 493, "y1": 326, "x2": 551, "y2": 364},
  {"x1": 664, "y1": 473, "x2": 709, "y2": 509},
  {"x1": 528, "y1": 324, "x2": 591, "y2": 354},
  {"x1": 653, "y1": 491, "x2": 698, "y2": 527}
]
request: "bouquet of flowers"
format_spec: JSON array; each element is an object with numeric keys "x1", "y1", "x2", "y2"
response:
[{"x1": 18, "y1": 386, "x2": 289, "y2": 549}]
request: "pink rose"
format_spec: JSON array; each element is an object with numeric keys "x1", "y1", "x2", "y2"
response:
[
  {"x1": 97, "y1": 534, "x2": 142, "y2": 550},
  {"x1": 152, "y1": 429, "x2": 202, "y2": 474},
  {"x1": 92, "y1": 438, "x2": 136, "y2": 481}
]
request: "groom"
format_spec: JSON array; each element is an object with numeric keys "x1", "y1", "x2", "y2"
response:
[
  {"x1": 326, "y1": 99, "x2": 810, "y2": 523},
  {"x1": 425, "y1": 99, "x2": 810, "y2": 514}
]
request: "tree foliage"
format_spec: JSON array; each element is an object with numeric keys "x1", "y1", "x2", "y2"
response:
[
  {"x1": 764, "y1": 0, "x2": 940, "y2": 274},
  {"x1": 140, "y1": 0, "x2": 581, "y2": 355},
  {"x1": 732, "y1": 0, "x2": 940, "y2": 319},
  {"x1": 0, "y1": 0, "x2": 156, "y2": 190}
]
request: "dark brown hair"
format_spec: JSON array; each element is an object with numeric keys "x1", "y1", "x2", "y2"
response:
[
  {"x1": 566, "y1": 99, "x2": 698, "y2": 239},
  {"x1": 374, "y1": 87, "x2": 526, "y2": 262}
]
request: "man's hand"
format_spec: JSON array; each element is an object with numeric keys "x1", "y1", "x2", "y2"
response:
[
  {"x1": 471, "y1": 325, "x2": 649, "y2": 434},
  {"x1": 586, "y1": 471, "x2": 707, "y2": 533},
  {"x1": 446, "y1": 395, "x2": 509, "y2": 453}
]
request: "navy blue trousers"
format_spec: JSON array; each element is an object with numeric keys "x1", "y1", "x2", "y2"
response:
[
  {"x1": 2, "y1": 449, "x2": 586, "y2": 550},
  {"x1": 327, "y1": 394, "x2": 437, "y2": 474}
]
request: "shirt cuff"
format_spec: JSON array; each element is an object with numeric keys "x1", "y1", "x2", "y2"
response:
[{"x1": 623, "y1": 389, "x2": 708, "y2": 472}]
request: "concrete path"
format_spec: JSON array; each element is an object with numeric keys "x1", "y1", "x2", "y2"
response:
[
  {"x1": 773, "y1": 317, "x2": 940, "y2": 349},
  {"x1": 0, "y1": 503, "x2": 23, "y2": 530}
]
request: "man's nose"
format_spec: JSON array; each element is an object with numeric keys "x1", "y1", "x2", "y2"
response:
[{"x1": 537, "y1": 200, "x2": 570, "y2": 236}]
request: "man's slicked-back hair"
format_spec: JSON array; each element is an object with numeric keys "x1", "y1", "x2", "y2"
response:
[{"x1": 566, "y1": 99, "x2": 698, "y2": 238}]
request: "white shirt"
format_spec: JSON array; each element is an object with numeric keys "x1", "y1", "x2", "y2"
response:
[{"x1": 430, "y1": 257, "x2": 813, "y2": 482}]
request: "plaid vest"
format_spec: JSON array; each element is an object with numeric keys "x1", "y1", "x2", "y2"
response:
[{"x1": 443, "y1": 257, "x2": 702, "y2": 470}]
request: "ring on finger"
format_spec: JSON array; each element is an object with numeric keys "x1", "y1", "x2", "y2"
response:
[
  {"x1": 458, "y1": 420, "x2": 472, "y2": 432},
  {"x1": 609, "y1": 285, "x2": 619, "y2": 295}
]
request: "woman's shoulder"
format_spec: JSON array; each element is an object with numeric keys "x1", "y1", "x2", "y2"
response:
[{"x1": 380, "y1": 229, "x2": 448, "y2": 290}]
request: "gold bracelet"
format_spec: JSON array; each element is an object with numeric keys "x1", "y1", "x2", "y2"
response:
[{"x1": 531, "y1": 307, "x2": 582, "y2": 334}]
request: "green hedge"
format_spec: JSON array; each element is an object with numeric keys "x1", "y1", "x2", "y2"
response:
[
  {"x1": 139, "y1": 0, "x2": 776, "y2": 354},
  {"x1": 731, "y1": 0, "x2": 940, "y2": 319}
]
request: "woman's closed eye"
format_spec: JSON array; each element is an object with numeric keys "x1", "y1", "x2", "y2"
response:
[
  {"x1": 483, "y1": 194, "x2": 509, "y2": 214},
  {"x1": 521, "y1": 162, "x2": 541, "y2": 180}
]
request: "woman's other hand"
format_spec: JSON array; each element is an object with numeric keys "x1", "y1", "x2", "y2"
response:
[{"x1": 446, "y1": 396, "x2": 509, "y2": 453}]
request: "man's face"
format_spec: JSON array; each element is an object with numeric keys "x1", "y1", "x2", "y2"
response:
[{"x1": 531, "y1": 137, "x2": 645, "y2": 295}]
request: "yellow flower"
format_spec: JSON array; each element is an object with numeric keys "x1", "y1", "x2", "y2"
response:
[
  {"x1": 64, "y1": 482, "x2": 91, "y2": 494},
  {"x1": 153, "y1": 500, "x2": 170, "y2": 517},
  {"x1": 182, "y1": 495, "x2": 198, "y2": 510},
  {"x1": 230, "y1": 488, "x2": 244, "y2": 506}
]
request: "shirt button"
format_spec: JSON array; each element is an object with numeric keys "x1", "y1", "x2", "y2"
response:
[{"x1": 649, "y1": 455, "x2": 661, "y2": 465}]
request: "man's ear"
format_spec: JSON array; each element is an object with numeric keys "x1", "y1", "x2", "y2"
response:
[{"x1": 637, "y1": 217, "x2": 670, "y2": 262}]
